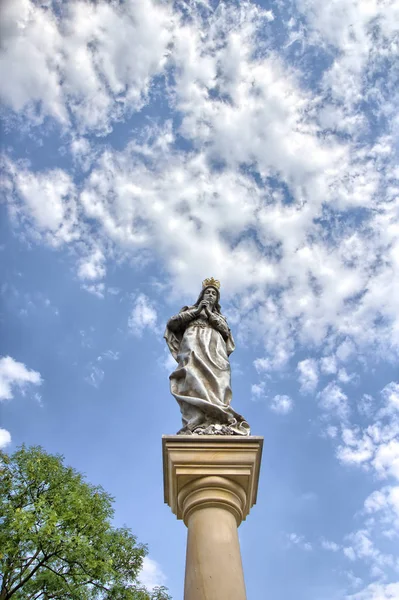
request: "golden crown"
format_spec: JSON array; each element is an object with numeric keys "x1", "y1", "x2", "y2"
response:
[{"x1": 202, "y1": 277, "x2": 220, "y2": 290}]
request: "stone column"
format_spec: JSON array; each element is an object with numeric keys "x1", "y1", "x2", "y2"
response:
[{"x1": 162, "y1": 436, "x2": 263, "y2": 600}]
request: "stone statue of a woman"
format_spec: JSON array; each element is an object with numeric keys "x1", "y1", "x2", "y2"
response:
[{"x1": 164, "y1": 278, "x2": 250, "y2": 435}]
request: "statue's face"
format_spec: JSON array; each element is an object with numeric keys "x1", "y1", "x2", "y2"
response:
[{"x1": 203, "y1": 287, "x2": 218, "y2": 307}]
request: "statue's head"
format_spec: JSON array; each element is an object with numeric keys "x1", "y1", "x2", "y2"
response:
[
  {"x1": 203, "y1": 286, "x2": 218, "y2": 307},
  {"x1": 194, "y1": 278, "x2": 221, "y2": 312}
]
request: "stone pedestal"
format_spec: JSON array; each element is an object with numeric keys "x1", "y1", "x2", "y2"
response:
[{"x1": 162, "y1": 435, "x2": 263, "y2": 600}]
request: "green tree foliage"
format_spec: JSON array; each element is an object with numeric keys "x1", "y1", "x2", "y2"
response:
[{"x1": 0, "y1": 446, "x2": 171, "y2": 600}]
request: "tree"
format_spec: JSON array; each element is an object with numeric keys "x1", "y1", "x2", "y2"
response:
[{"x1": 0, "y1": 446, "x2": 171, "y2": 600}]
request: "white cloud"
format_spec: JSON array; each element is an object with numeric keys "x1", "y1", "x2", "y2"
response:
[
  {"x1": 342, "y1": 528, "x2": 395, "y2": 577},
  {"x1": 338, "y1": 368, "x2": 356, "y2": 385},
  {"x1": 159, "y1": 349, "x2": 177, "y2": 373},
  {"x1": 251, "y1": 381, "x2": 266, "y2": 400},
  {"x1": 325, "y1": 425, "x2": 338, "y2": 439},
  {"x1": 2, "y1": 160, "x2": 79, "y2": 247},
  {"x1": 287, "y1": 532, "x2": 313, "y2": 551},
  {"x1": 318, "y1": 382, "x2": 349, "y2": 421},
  {"x1": 297, "y1": 358, "x2": 319, "y2": 394},
  {"x1": 336, "y1": 339, "x2": 356, "y2": 363},
  {"x1": 77, "y1": 247, "x2": 106, "y2": 282},
  {"x1": 320, "y1": 355, "x2": 337, "y2": 375},
  {"x1": 344, "y1": 546, "x2": 357, "y2": 562},
  {"x1": 85, "y1": 365, "x2": 104, "y2": 389},
  {"x1": 253, "y1": 346, "x2": 292, "y2": 373},
  {"x1": 0, "y1": 428, "x2": 12, "y2": 450},
  {"x1": 100, "y1": 350, "x2": 120, "y2": 362},
  {"x1": 128, "y1": 294, "x2": 158, "y2": 337},
  {"x1": 381, "y1": 382, "x2": 399, "y2": 414},
  {"x1": 331, "y1": 378, "x2": 399, "y2": 588},
  {"x1": 173, "y1": 3, "x2": 345, "y2": 198},
  {"x1": 336, "y1": 382, "x2": 399, "y2": 480},
  {"x1": 69, "y1": 136, "x2": 96, "y2": 172},
  {"x1": 346, "y1": 530, "x2": 375, "y2": 560},
  {"x1": 321, "y1": 539, "x2": 340, "y2": 552},
  {"x1": 270, "y1": 394, "x2": 293, "y2": 415},
  {"x1": 82, "y1": 282, "x2": 105, "y2": 298},
  {"x1": 337, "y1": 427, "x2": 374, "y2": 466},
  {"x1": 0, "y1": 356, "x2": 42, "y2": 401},
  {"x1": 364, "y1": 486, "x2": 399, "y2": 533},
  {"x1": 0, "y1": 0, "x2": 175, "y2": 133},
  {"x1": 357, "y1": 394, "x2": 374, "y2": 418},
  {"x1": 85, "y1": 350, "x2": 120, "y2": 387},
  {"x1": 139, "y1": 556, "x2": 167, "y2": 592},
  {"x1": 0, "y1": 0, "x2": 66, "y2": 124},
  {"x1": 373, "y1": 440, "x2": 399, "y2": 481},
  {"x1": 346, "y1": 582, "x2": 399, "y2": 600},
  {"x1": 297, "y1": 0, "x2": 399, "y2": 121}
]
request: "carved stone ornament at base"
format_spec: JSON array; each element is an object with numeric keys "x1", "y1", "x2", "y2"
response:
[
  {"x1": 164, "y1": 278, "x2": 250, "y2": 436},
  {"x1": 178, "y1": 423, "x2": 247, "y2": 436}
]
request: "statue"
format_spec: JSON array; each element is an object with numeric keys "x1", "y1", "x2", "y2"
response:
[{"x1": 164, "y1": 278, "x2": 250, "y2": 436}]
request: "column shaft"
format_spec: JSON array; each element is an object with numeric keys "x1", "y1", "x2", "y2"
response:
[{"x1": 184, "y1": 506, "x2": 246, "y2": 600}]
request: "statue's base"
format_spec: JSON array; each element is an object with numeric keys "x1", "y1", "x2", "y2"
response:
[
  {"x1": 162, "y1": 435, "x2": 263, "y2": 600},
  {"x1": 177, "y1": 423, "x2": 249, "y2": 436}
]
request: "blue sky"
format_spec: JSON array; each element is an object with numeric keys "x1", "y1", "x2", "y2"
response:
[{"x1": 1, "y1": 0, "x2": 399, "y2": 598}]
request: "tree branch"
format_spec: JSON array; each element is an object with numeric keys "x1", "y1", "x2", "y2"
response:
[
  {"x1": 5, "y1": 553, "x2": 56, "y2": 600},
  {"x1": 52, "y1": 554, "x2": 110, "y2": 594},
  {"x1": 7, "y1": 549, "x2": 42, "y2": 591}
]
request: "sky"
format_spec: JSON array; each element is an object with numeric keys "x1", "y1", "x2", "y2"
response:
[{"x1": 0, "y1": 0, "x2": 399, "y2": 597}]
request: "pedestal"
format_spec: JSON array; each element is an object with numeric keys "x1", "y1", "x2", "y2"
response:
[{"x1": 162, "y1": 435, "x2": 263, "y2": 600}]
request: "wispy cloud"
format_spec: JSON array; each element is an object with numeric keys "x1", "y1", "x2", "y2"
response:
[
  {"x1": 270, "y1": 394, "x2": 293, "y2": 415},
  {"x1": 286, "y1": 532, "x2": 313, "y2": 552},
  {"x1": 128, "y1": 294, "x2": 158, "y2": 338},
  {"x1": 139, "y1": 556, "x2": 167, "y2": 591},
  {"x1": 85, "y1": 365, "x2": 104, "y2": 389},
  {"x1": 0, "y1": 356, "x2": 42, "y2": 401},
  {"x1": 346, "y1": 582, "x2": 399, "y2": 600},
  {"x1": 0, "y1": 428, "x2": 12, "y2": 450},
  {"x1": 297, "y1": 359, "x2": 319, "y2": 394}
]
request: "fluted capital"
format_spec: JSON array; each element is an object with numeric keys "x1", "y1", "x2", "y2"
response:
[{"x1": 162, "y1": 435, "x2": 263, "y2": 525}]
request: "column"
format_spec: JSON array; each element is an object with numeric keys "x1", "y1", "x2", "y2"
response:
[{"x1": 162, "y1": 436, "x2": 263, "y2": 600}]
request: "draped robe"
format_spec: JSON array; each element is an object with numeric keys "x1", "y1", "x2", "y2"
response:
[{"x1": 164, "y1": 305, "x2": 250, "y2": 436}]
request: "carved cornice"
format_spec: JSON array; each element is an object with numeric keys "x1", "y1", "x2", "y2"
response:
[{"x1": 162, "y1": 435, "x2": 263, "y2": 526}]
